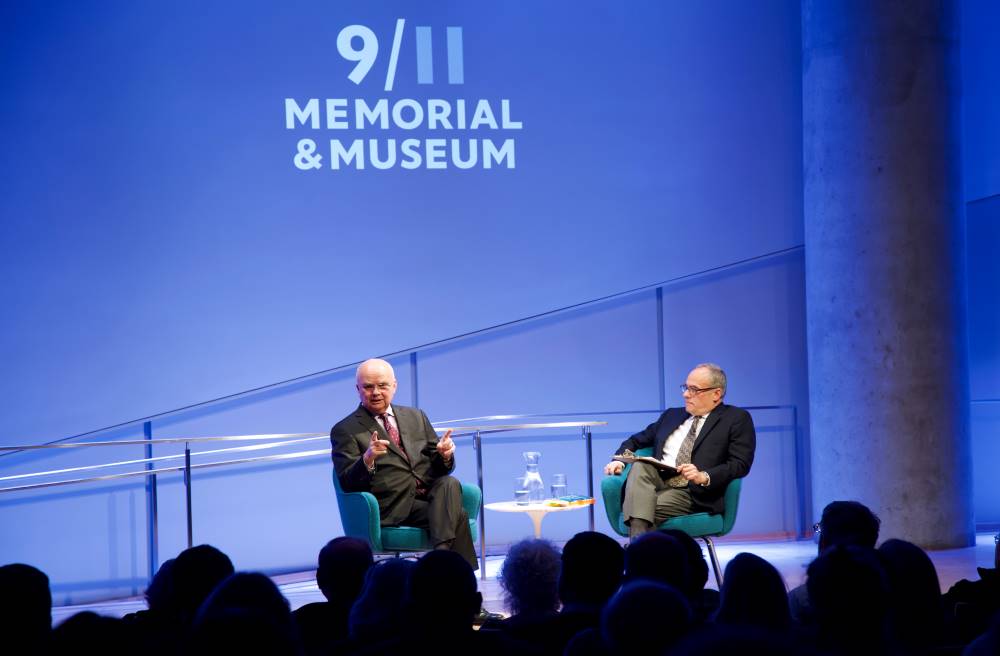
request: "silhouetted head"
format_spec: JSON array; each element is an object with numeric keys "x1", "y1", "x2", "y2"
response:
[
  {"x1": 602, "y1": 581, "x2": 692, "y2": 653},
  {"x1": 816, "y1": 501, "x2": 880, "y2": 552},
  {"x1": 624, "y1": 531, "x2": 690, "y2": 592},
  {"x1": 350, "y1": 558, "x2": 415, "y2": 642},
  {"x1": 559, "y1": 531, "x2": 624, "y2": 608},
  {"x1": 144, "y1": 558, "x2": 176, "y2": 613},
  {"x1": 498, "y1": 538, "x2": 561, "y2": 617},
  {"x1": 191, "y1": 572, "x2": 296, "y2": 656},
  {"x1": 52, "y1": 611, "x2": 129, "y2": 654},
  {"x1": 316, "y1": 536, "x2": 373, "y2": 604},
  {"x1": 0, "y1": 563, "x2": 52, "y2": 645},
  {"x1": 171, "y1": 544, "x2": 235, "y2": 625},
  {"x1": 661, "y1": 529, "x2": 710, "y2": 597},
  {"x1": 714, "y1": 552, "x2": 790, "y2": 631},
  {"x1": 408, "y1": 550, "x2": 481, "y2": 633},
  {"x1": 807, "y1": 544, "x2": 888, "y2": 651},
  {"x1": 877, "y1": 538, "x2": 943, "y2": 647}
]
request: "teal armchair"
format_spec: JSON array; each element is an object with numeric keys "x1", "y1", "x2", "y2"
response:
[
  {"x1": 601, "y1": 447, "x2": 743, "y2": 585},
  {"x1": 332, "y1": 472, "x2": 481, "y2": 554}
]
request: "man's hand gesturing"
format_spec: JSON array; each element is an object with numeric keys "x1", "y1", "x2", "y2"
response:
[
  {"x1": 364, "y1": 430, "x2": 390, "y2": 469},
  {"x1": 436, "y1": 429, "x2": 455, "y2": 461}
]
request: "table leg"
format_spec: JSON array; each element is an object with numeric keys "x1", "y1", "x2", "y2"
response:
[{"x1": 526, "y1": 510, "x2": 545, "y2": 538}]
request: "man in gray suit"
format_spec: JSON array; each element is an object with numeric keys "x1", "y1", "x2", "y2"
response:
[{"x1": 331, "y1": 358, "x2": 477, "y2": 568}]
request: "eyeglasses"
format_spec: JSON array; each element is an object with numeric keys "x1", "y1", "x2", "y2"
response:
[{"x1": 680, "y1": 384, "x2": 719, "y2": 395}]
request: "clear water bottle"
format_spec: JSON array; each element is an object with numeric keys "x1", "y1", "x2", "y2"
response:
[{"x1": 522, "y1": 451, "x2": 545, "y2": 503}]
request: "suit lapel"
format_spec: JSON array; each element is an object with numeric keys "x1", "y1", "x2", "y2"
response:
[
  {"x1": 656, "y1": 409, "x2": 688, "y2": 454},
  {"x1": 393, "y1": 406, "x2": 424, "y2": 460},
  {"x1": 692, "y1": 404, "x2": 725, "y2": 453}
]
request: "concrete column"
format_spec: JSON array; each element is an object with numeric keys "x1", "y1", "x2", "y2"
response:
[{"x1": 802, "y1": 0, "x2": 972, "y2": 548}]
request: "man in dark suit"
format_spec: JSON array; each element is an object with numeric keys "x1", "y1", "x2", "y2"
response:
[
  {"x1": 604, "y1": 363, "x2": 756, "y2": 538},
  {"x1": 331, "y1": 358, "x2": 477, "y2": 568}
]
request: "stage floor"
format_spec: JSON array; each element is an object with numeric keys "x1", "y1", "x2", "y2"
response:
[{"x1": 51, "y1": 532, "x2": 998, "y2": 624}]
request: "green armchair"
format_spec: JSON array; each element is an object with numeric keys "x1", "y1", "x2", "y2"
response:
[
  {"x1": 332, "y1": 472, "x2": 481, "y2": 554},
  {"x1": 601, "y1": 447, "x2": 743, "y2": 585}
]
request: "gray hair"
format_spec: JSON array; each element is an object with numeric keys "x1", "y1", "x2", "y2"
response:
[{"x1": 694, "y1": 363, "x2": 727, "y2": 397}]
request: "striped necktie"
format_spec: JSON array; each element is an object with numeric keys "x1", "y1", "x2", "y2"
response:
[{"x1": 668, "y1": 415, "x2": 701, "y2": 488}]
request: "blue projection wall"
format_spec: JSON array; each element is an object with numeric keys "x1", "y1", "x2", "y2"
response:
[
  {"x1": 0, "y1": 0, "x2": 803, "y2": 444},
  {"x1": 0, "y1": 0, "x2": 807, "y2": 602},
  {"x1": 3, "y1": 0, "x2": 998, "y2": 604}
]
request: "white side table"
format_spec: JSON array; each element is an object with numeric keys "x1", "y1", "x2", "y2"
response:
[{"x1": 484, "y1": 499, "x2": 593, "y2": 538}]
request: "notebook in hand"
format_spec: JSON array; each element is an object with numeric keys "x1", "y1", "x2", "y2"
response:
[{"x1": 612, "y1": 449, "x2": 679, "y2": 476}]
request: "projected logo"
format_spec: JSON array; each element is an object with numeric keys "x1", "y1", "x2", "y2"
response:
[
  {"x1": 285, "y1": 19, "x2": 522, "y2": 172},
  {"x1": 338, "y1": 21, "x2": 465, "y2": 90}
]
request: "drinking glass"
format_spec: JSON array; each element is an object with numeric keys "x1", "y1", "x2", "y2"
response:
[{"x1": 550, "y1": 473, "x2": 567, "y2": 499}]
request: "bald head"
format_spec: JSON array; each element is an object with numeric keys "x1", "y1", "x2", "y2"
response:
[{"x1": 356, "y1": 359, "x2": 397, "y2": 414}]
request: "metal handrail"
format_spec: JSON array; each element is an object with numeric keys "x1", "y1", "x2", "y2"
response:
[
  {"x1": 435, "y1": 406, "x2": 794, "y2": 424},
  {"x1": 2, "y1": 244, "x2": 802, "y2": 455},
  {"x1": 0, "y1": 419, "x2": 614, "y2": 582},
  {"x1": 0, "y1": 422, "x2": 608, "y2": 485},
  {"x1": 0, "y1": 448, "x2": 332, "y2": 493},
  {"x1": 0, "y1": 404, "x2": 803, "y2": 585},
  {"x1": 0, "y1": 432, "x2": 327, "y2": 450},
  {"x1": 0, "y1": 435, "x2": 331, "y2": 484},
  {"x1": 0, "y1": 422, "x2": 608, "y2": 489}
]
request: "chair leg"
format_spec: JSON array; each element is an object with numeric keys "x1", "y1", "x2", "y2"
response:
[{"x1": 702, "y1": 536, "x2": 723, "y2": 587}]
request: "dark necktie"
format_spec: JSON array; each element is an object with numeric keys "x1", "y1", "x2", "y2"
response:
[
  {"x1": 379, "y1": 413, "x2": 427, "y2": 496},
  {"x1": 668, "y1": 415, "x2": 701, "y2": 488},
  {"x1": 379, "y1": 414, "x2": 407, "y2": 459}
]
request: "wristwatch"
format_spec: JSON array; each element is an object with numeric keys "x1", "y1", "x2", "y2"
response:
[{"x1": 700, "y1": 472, "x2": 711, "y2": 487}]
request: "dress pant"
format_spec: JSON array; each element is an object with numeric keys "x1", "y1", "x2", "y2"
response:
[
  {"x1": 622, "y1": 462, "x2": 694, "y2": 527},
  {"x1": 401, "y1": 475, "x2": 478, "y2": 570}
]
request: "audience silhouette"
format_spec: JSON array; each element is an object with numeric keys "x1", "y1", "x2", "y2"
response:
[
  {"x1": 878, "y1": 538, "x2": 959, "y2": 655},
  {"x1": 485, "y1": 538, "x2": 563, "y2": 653},
  {"x1": 348, "y1": 557, "x2": 415, "y2": 646},
  {"x1": 190, "y1": 571, "x2": 299, "y2": 655},
  {"x1": 624, "y1": 530, "x2": 691, "y2": 593},
  {"x1": 661, "y1": 528, "x2": 719, "y2": 623},
  {"x1": 292, "y1": 536, "x2": 373, "y2": 655},
  {"x1": 553, "y1": 530, "x2": 626, "y2": 651},
  {"x1": 807, "y1": 544, "x2": 890, "y2": 655},
  {"x1": 789, "y1": 499, "x2": 881, "y2": 625},
  {"x1": 170, "y1": 543, "x2": 235, "y2": 632},
  {"x1": 6, "y1": 504, "x2": 999, "y2": 656},
  {"x1": 0, "y1": 563, "x2": 52, "y2": 652},
  {"x1": 51, "y1": 610, "x2": 131, "y2": 655},
  {"x1": 565, "y1": 580, "x2": 692, "y2": 656},
  {"x1": 714, "y1": 551, "x2": 791, "y2": 632}
]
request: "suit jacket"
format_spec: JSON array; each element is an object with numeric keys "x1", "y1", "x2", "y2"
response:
[
  {"x1": 615, "y1": 403, "x2": 756, "y2": 514},
  {"x1": 330, "y1": 404, "x2": 454, "y2": 526}
]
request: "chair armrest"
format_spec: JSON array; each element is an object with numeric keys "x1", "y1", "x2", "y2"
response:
[
  {"x1": 601, "y1": 474, "x2": 627, "y2": 536},
  {"x1": 338, "y1": 490, "x2": 383, "y2": 551},
  {"x1": 332, "y1": 471, "x2": 384, "y2": 551},
  {"x1": 600, "y1": 474, "x2": 626, "y2": 507},
  {"x1": 460, "y1": 482, "x2": 482, "y2": 518}
]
